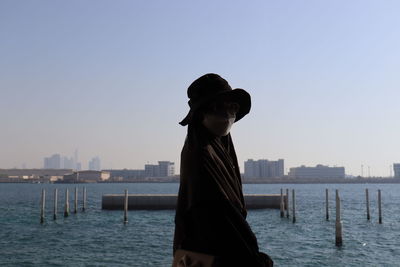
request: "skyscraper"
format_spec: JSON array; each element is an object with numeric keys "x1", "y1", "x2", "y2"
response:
[
  {"x1": 394, "y1": 163, "x2": 400, "y2": 178},
  {"x1": 62, "y1": 156, "x2": 74, "y2": 169},
  {"x1": 88, "y1": 156, "x2": 101, "y2": 171},
  {"x1": 74, "y1": 149, "x2": 79, "y2": 170},
  {"x1": 44, "y1": 154, "x2": 61, "y2": 169}
]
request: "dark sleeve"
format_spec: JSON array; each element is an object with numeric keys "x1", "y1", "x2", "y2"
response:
[{"x1": 189, "y1": 200, "x2": 272, "y2": 267}]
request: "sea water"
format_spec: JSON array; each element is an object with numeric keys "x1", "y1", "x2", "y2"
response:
[{"x1": 0, "y1": 183, "x2": 399, "y2": 266}]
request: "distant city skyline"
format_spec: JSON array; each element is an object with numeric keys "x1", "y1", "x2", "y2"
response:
[
  {"x1": 4, "y1": 153, "x2": 399, "y2": 178},
  {"x1": 5, "y1": 151, "x2": 398, "y2": 177},
  {"x1": 42, "y1": 151, "x2": 102, "y2": 171},
  {"x1": 2, "y1": 1, "x2": 400, "y2": 176}
]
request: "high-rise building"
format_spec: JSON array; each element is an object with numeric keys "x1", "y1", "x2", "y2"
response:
[
  {"x1": 44, "y1": 154, "x2": 61, "y2": 169},
  {"x1": 259, "y1": 159, "x2": 269, "y2": 178},
  {"x1": 74, "y1": 149, "x2": 78, "y2": 164},
  {"x1": 244, "y1": 159, "x2": 284, "y2": 178},
  {"x1": 76, "y1": 162, "x2": 82, "y2": 171},
  {"x1": 88, "y1": 156, "x2": 101, "y2": 171},
  {"x1": 288, "y1": 165, "x2": 345, "y2": 179},
  {"x1": 44, "y1": 152, "x2": 81, "y2": 170},
  {"x1": 394, "y1": 163, "x2": 400, "y2": 178},
  {"x1": 244, "y1": 159, "x2": 259, "y2": 178},
  {"x1": 269, "y1": 159, "x2": 284, "y2": 178},
  {"x1": 62, "y1": 156, "x2": 74, "y2": 169}
]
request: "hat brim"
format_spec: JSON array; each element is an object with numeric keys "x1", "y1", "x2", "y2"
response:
[{"x1": 179, "y1": 88, "x2": 251, "y2": 126}]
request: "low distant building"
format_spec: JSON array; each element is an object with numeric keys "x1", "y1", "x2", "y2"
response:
[
  {"x1": 145, "y1": 161, "x2": 175, "y2": 177},
  {"x1": 244, "y1": 159, "x2": 284, "y2": 178},
  {"x1": 104, "y1": 169, "x2": 146, "y2": 180},
  {"x1": 63, "y1": 170, "x2": 110, "y2": 183},
  {"x1": 158, "y1": 161, "x2": 175, "y2": 177},
  {"x1": 0, "y1": 168, "x2": 73, "y2": 181},
  {"x1": 288, "y1": 165, "x2": 345, "y2": 179},
  {"x1": 145, "y1": 164, "x2": 160, "y2": 177},
  {"x1": 394, "y1": 163, "x2": 400, "y2": 178},
  {"x1": 104, "y1": 161, "x2": 175, "y2": 181}
]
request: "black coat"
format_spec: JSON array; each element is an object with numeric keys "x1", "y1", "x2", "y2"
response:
[{"x1": 173, "y1": 122, "x2": 273, "y2": 267}]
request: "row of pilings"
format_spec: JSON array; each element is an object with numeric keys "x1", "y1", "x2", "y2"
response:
[
  {"x1": 40, "y1": 187, "x2": 87, "y2": 223},
  {"x1": 280, "y1": 188, "x2": 296, "y2": 223},
  {"x1": 279, "y1": 188, "x2": 384, "y2": 247},
  {"x1": 41, "y1": 187, "x2": 384, "y2": 248}
]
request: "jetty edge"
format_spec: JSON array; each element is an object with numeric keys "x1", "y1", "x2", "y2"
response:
[{"x1": 102, "y1": 194, "x2": 284, "y2": 210}]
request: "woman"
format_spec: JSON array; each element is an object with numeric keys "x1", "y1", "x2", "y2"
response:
[{"x1": 173, "y1": 74, "x2": 273, "y2": 267}]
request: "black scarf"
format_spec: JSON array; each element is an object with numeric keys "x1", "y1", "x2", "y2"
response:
[
  {"x1": 173, "y1": 121, "x2": 273, "y2": 266},
  {"x1": 179, "y1": 120, "x2": 245, "y2": 213}
]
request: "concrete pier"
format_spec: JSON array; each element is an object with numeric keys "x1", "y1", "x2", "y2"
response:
[{"x1": 102, "y1": 194, "x2": 284, "y2": 210}]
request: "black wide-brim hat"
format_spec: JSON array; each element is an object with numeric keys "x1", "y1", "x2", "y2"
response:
[{"x1": 179, "y1": 73, "x2": 251, "y2": 126}]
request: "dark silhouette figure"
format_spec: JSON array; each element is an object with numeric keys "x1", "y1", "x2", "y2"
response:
[{"x1": 173, "y1": 74, "x2": 273, "y2": 267}]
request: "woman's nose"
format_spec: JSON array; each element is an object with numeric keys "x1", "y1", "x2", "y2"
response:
[{"x1": 222, "y1": 109, "x2": 236, "y2": 118}]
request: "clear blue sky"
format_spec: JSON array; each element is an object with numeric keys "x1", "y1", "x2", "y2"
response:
[{"x1": 1, "y1": 0, "x2": 399, "y2": 176}]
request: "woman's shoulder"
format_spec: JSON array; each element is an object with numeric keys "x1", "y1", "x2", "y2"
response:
[{"x1": 181, "y1": 139, "x2": 213, "y2": 157}]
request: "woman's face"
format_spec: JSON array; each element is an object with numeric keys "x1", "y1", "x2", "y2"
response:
[{"x1": 201, "y1": 100, "x2": 240, "y2": 136}]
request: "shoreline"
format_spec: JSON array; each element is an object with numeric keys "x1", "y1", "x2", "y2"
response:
[{"x1": 1, "y1": 177, "x2": 400, "y2": 184}]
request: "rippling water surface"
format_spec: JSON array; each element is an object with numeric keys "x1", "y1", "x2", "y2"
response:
[{"x1": 0, "y1": 183, "x2": 399, "y2": 266}]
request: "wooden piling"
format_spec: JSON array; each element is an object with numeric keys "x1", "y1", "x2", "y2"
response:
[
  {"x1": 335, "y1": 189, "x2": 343, "y2": 246},
  {"x1": 325, "y1": 188, "x2": 329, "y2": 221},
  {"x1": 280, "y1": 188, "x2": 284, "y2": 218},
  {"x1": 366, "y1": 188, "x2": 370, "y2": 220},
  {"x1": 64, "y1": 188, "x2": 70, "y2": 217},
  {"x1": 124, "y1": 189, "x2": 128, "y2": 224},
  {"x1": 40, "y1": 189, "x2": 45, "y2": 224},
  {"x1": 82, "y1": 187, "x2": 86, "y2": 212},
  {"x1": 53, "y1": 188, "x2": 58, "y2": 220},
  {"x1": 378, "y1": 189, "x2": 382, "y2": 224},
  {"x1": 292, "y1": 189, "x2": 296, "y2": 223},
  {"x1": 74, "y1": 187, "x2": 78, "y2": 214},
  {"x1": 286, "y1": 188, "x2": 290, "y2": 218}
]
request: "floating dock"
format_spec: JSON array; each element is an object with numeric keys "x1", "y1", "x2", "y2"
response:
[{"x1": 102, "y1": 194, "x2": 284, "y2": 210}]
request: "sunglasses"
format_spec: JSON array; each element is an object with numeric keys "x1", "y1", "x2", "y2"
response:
[{"x1": 205, "y1": 101, "x2": 240, "y2": 115}]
